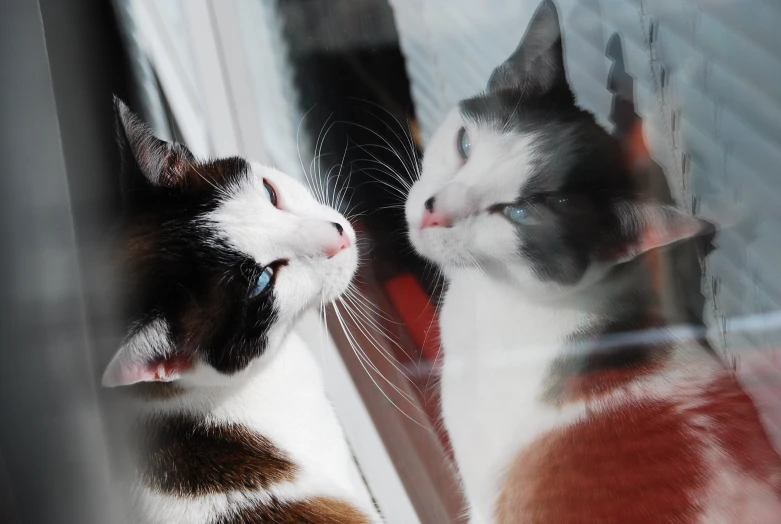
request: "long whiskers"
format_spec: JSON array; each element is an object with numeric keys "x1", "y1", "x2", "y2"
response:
[
  {"x1": 338, "y1": 294, "x2": 420, "y2": 393},
  {"x1": 300, "y1": 102, "x2": 437, "y2": 425},
  {"x1": 330, "y1": 299, "x2": 426, "y2": 427},
  {"x1": 296, "y1": 104, "x2": 320, "y2": 199}
]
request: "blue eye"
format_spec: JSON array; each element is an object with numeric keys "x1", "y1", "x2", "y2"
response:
[
  {"x1": 504, "y1": 205, "x2": 540, "y2": 226},
  {"x1": 457, "y1": 127, "x2": 471, "y2": 160},
  {"x1": 263, "y1": 180, "x2": 278, "y2": 207},
  {"x1": 249, "y1": 266, "x2": 275, "y2": 298}
]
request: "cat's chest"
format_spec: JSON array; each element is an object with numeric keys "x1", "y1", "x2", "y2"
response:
[
  {"x1": 438, "y1": 271, "x2": 589, "y2": 520},
  {"x1": 440, "y1": 271, "x2": 588, "y2": 357}
]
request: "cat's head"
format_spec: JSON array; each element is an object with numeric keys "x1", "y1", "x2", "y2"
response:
[
  {"x1": 406, "y1": 0, "x2": 712, "y2": 297},
  {"x1": 102, "y1": 99, "x2": 357, "y2": 390}
]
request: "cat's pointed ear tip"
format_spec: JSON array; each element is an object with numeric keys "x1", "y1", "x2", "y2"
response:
[
  {"x1": 101, "y1": 370, "x2": 122, "y2": 388},
  {"x1": 662, "y1": 205, "x2": 718, "y2": 240},
  {"x1": 101, "y1": 359, "x2": 132, "y2": 388},
  {"x1": 113, "y1": 95, "x2": 128, "y2": 115},
  {"x1": 539, "y1": 0, "x2": 560, "y2": 16},
  {"x1": 112, "y1": 96, "x2": 140, "y2": 133},
  {"x1": 697, "y1": 217, "x2": 718, "y2": 236}
]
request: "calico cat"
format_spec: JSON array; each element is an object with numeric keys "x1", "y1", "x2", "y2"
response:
[
  {"x1": 103, "y1": 98, "x2": 382, "y2": 524},
  {"x1": 404, "y1": 1, "x2": 781, "y2": 522}
]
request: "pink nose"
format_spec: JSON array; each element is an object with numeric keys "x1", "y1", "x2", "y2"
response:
[
  {"x1": 420, "y1": 210, "x2": 452, "y2": 229},
  {"x1": 325, "y1": 236, "x2": 351, "y2": 258}
]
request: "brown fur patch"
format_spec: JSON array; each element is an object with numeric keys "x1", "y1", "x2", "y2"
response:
[
  {"x1": 213, "y1": 497, "x2": 373, "y2": 524},
  {"x1": 497, "y1": 400, "x2": 704, "y2": 524},
  {"x1": 137, "y1": 415, "x2": 296, "y2": 496}
]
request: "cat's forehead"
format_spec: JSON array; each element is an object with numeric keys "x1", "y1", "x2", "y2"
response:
[{"x1": 457, "y1": 91, "x2": 621, "y2": 198}]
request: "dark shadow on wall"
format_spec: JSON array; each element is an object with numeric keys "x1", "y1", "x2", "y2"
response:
[{"x1": 606, "y1": 32, "x2": 715, "y2": 330}]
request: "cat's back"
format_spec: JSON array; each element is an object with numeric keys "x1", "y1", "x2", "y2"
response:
[
  {"x1": 494, "y1": 351, "x2": 781, "y2": 524},
  {"x1": 439, "y1": 270, "x2": 781, "y2": 523}
]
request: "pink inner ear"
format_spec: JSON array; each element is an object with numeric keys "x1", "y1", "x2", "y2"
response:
[
  {"x1": 637, "y1": 227, "x2": 668, "y2": 254},
  {"x1": 151, "y1": 355, "x2": 194, "y2": 381},
  {"x1": 111, "y1": 354, "x2": 195, "y2": 387},
  {"x1": 612, "y1": 211, "x2": 706, "y2": 264},
  {"x1": 638, "y1": 219, "x2": 703, "y2": 254}
]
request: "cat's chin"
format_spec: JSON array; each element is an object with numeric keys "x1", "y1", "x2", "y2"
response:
[
  {"x1": 408, "y1": 226, "x2": 475, "y2": 271},
  {"x1": 318, "y1": 245, "x2": 359, "y2": 303}
]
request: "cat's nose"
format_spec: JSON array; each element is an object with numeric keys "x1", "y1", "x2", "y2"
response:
[
  {"x1": 325, "y1": 221, "x2": 350, "y2": 257},
  {"x1": 421, "y1": 197, "x2": 452, "y2": 229}
]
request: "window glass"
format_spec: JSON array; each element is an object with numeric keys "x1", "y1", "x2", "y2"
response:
[{"x1": 111, "y1": 1, "x2": 781, "y2": 522}]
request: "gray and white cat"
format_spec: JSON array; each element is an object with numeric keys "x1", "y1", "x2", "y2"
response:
[
  {"x1": 104, "y1": 98, "x2": 382, "y2": 524},
  {"x1": 405, "y1": 2, "x2": 781, "y2": 522}
]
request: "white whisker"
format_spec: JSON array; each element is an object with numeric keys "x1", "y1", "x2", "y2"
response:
[{"x1": 330, "y1": 300, "x2": 425, "y2": 426}]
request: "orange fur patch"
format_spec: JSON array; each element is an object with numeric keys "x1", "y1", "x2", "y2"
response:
[
  {"x1": 498, "y1": 370, "x2": 781, "y2": 523},
  {"x1": 497, "y1": 401, "x2": 704, "y2": 523}
]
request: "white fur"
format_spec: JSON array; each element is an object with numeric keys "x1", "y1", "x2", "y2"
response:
[
  {"x1": 439, "y1": 268, "x2": 589, "y2": 523},
  {"x1": 696, "y1": 433, "x2": 781, "y2": 524}
]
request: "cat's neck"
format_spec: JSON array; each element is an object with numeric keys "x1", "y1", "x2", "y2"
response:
[
  {"x1": 119, "y1": 331, "x2": 311, "y2": 421},
  {"x1": 117, "y1": 332, "x2": 355, "y2": 478},
  {"x1": 442, "y1": 256, "x2": 701, "y2": 366}
]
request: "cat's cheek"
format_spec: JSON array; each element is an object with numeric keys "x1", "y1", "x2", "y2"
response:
[
  {"x1": 406, "y1": 226, "x2": 425, "y2": 254},
  {"x1": 406, "y1": 226, "x2": 438, "y2": 261},
  {"x1": 274, "y1": 252, "x2": 357, "y2": 311},
  {"x1": 471, "y1": 218, "x2": 518, "y2": 260},
  {"x1": 271, "y1": 268, "x2": 320, "y2": 319}
]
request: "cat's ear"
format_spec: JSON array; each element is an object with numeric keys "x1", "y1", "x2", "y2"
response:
[
  {"x1": 612, "y1": 201, "x2": 716, "y2": 264},
  {"x1": 113, "y1": 96, "x2": 194, "y2": 189},
  {"x1": 102, "y1": 318, "x2": 194, "y2": 387},
  {"x1": 487, "y1": 0, "x2": 570, "y2": 95}
]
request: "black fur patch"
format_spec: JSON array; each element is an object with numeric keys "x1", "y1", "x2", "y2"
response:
[
  {"x1": 542, "y1": 309, "x2": 672, "y2": 404},
  {"x1": 461, "y1": 87, "x2": 641, "y2": 285},
  {"x1": 115, "y1": 100, "x2": 280, "y2": 376},
  {"x1": 121, "y1": 163, "x2": 279, "y2": 375},
  {"x1": 137, "y1": 415, "x2": 296, "y2": 496}
]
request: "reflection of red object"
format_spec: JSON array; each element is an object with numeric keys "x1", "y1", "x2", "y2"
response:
[
  {"x1": 384, "y1": 273, "x2": 455, "y2": 461},
  {"x1": 627, "y1": 119, "x2": 650, "y2": 165},
  {"x1": 628, "y1": 120, "x2": 664, "y2": 292},
  {"x1": 384, "y1": 274, "x2": 441, "y2": 363}
]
